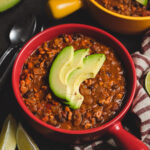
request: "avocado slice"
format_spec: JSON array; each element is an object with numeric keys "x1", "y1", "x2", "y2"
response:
[
  {"x1": 49, "y1": 46, "x2": 89, "y2": 99},
  {"x1": 136, "y1": 0, "x2": 148, "y2": 6},
  {"x1": 60, "y1": 48, "x2": 90, "y2": 84},
  {"x1": 49, "y1": 46, "x2": 74, "y2": 99},
  {"x1": 0, "y1": 0, "x2": 20, "y2": 12},
  {"x1": 66, "y1": 54, "x2": 106, "y2": 109}
]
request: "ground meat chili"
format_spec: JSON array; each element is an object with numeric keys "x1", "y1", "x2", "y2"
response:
[
  {"x1": 96, "y1": 0, "x2": 150, "y2": 16},
  {"x1": 20, "y1": 33, "x2": 126, "y2": 130}
]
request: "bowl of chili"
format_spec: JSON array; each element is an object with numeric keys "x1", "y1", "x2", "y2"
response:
[
  {"x1": 12, "y1": 24, "x2": 148, "y2": 149},
  {"x1": 48, "y1": 0, "x2": 150, "y2": 34}
]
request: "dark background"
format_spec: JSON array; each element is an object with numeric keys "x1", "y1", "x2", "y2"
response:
[{"x1": 0, "y1": 0, "x2": 143, "y2": 149}]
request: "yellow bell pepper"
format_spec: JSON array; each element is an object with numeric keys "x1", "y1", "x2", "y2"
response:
[{"x1": 48, "y1": 0, "x2": 83, "y2": 19}]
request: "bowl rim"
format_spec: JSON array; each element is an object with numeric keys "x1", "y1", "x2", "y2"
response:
[
  {"x1": 12, "y1": 23, "x2": 136, "y2": 135},
  {"x1": 90, "y1": 0, "x2": 150, "y2": 20}
]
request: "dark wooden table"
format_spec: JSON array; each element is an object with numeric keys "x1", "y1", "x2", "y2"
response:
[{"x1": 0, "y1": 0, "x2": 143, "y2": 149}]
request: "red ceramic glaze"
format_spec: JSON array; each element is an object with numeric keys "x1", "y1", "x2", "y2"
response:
[{"x1": 12, "y1": 24, "x2": 148, "y2": 149}]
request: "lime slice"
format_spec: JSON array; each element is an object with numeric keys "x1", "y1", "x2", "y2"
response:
[
  {"x1": 145, "y1": 71, "x2": 150, "y2": 95},
  {"x1": 16, "y1": 123, "x2": 39, "y2": 150},
  {"x1": 0, "y1": 114, "x2": 17, "y2": 150},
  {"x1": 136, "y1": 0, "x2": 148, "y2": 6},
  {"x1": 0, "y1": 0, "x2": 20, "y2": 12}
]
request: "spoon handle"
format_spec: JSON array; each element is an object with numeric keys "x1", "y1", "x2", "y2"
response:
[
  {"x1": 0, "y1": 45, "x2": 20, "y2": 90},
  {"x1": 0, "y1": 44, "x2": 20, "y2": 66}
]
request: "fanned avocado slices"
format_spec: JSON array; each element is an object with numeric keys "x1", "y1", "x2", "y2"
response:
[
  {"x1": 60, "y1": 48, "x2": 90, "y2": 84},
  {"x1": 49, "y1": 46, "x2": 106, "y2": 109},
  {"x1": 66, "y1": 54, "x2": 106, "y2": 109},
  {"x1": 49, "y1": 46, "x2": 89, "y2": 99}
]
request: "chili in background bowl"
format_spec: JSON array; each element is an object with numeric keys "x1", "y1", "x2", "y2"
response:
[
  {"x1": 12, "y1": 24, "x2": 148, "y2": 149},
  {"x1": 48, "y1": 0, "x2": 150, "y2": 34}
]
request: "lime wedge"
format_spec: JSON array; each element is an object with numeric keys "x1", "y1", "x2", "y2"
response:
[
  {"x1": 0, "y1": 0, "x2": 20, "y2": 12},
  {"x1": 0, "y1": 114, "x2": 17, "y2": 150},
  {"x1": 136, "y1": 0, "x2": 148, "y2": 6},
  {"x1": 145, "y1": 71, "x2": 150, "y2": 95},
  {"x1": 16, "y1": 123, "x2": 39, "y2": 150}
]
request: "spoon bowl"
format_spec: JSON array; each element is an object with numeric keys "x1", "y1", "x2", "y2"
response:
[
  {"x1": 9, "y1": 16, "x2": 37, "y2": 45},
  {"x1": 0, "y1": 15, "x2": 43, "y2": 90}
]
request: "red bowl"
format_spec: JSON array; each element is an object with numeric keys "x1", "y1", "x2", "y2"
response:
[{"x1": 12, "y1": 24, "x2": 148, "y2": 149}]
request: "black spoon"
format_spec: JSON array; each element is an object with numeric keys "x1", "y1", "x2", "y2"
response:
[{"x1": 0, "y1": 15, "x2": 44, "y2": 90}]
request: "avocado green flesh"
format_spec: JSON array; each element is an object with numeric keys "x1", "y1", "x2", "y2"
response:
[
  {"x1": 136, "y1": 0, "x2": 148, "y2": 5},
  {"x1": 60, "y1": 49, "x2": 90, "y2": 84},
  {"x1": 0, "y1": 0, "x2": 20, "y2": 12},
  {"x1": 49, "y1": 46, "x2": 74, "y2": 99},
  {"x1": 66, "y1": 54, "x2": 106, "y2": 109},
  {"x1": 66, "y1": 73, "x2": 92, "y2": 109},
  {"x1": 49, "y1": 45, "x2": 106, "y2": 109},
  {"x1": 49, "y1": 46, "x2": 89, "y2": 100},
  {"x1": 65, "y1": 94, "x2": 83, "y2": 109}
]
